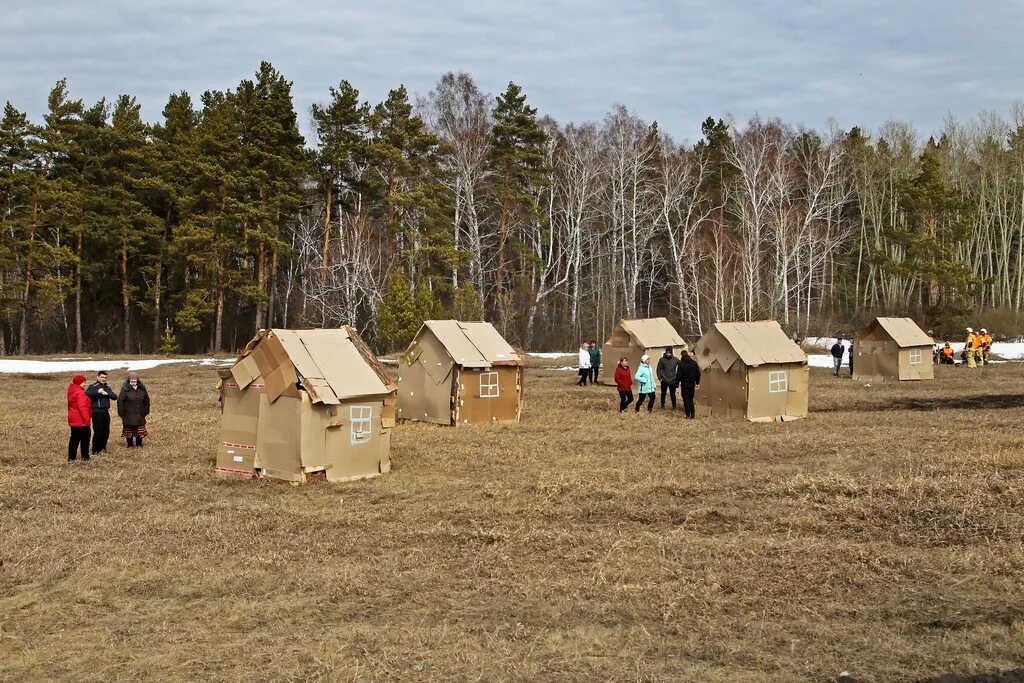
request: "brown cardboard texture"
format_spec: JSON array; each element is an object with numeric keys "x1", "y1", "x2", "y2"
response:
[
  {"x1": 217, "y1": 326, "x2": 396, "y2": 483},
  {"x1": 601, "y1": 317, "x2": 689, "y2": 386},
  {"x1": 398, "y1": 320, "x2": 523, "y2": 426},
  {"x1": 852, "y1": 317, "x2": 934, "y2": 382},
  {"x1": 693, "y1": 320, "x2": 808, "y2": 422}
]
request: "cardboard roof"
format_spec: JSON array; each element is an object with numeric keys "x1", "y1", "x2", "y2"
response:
[
  {"x1": 618, "y1": 317, "x2": 687, "y2": 349},
  {"x1": 873, "y1": 317, "x2": 934, "y2": 348},
  {"x1": 421, "y1": 320, "x2": 521, "y2": 368},
  {"x1": 234, "y1": 327, "x2": 395, "y2": 405},
  {"x1": 694, "y1": 320, "x2": 806, "y2": 371}
]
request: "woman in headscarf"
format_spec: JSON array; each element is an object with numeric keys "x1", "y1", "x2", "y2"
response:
[{"x1": 117, "y1": 371, "x2": 151, "y2": 448}]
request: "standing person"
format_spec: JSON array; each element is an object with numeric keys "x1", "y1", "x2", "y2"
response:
[
  {"x1": 848, "y1": 337, "x2": 855, "y2": 377},
  {"x1": 67, "y1": 374, "x2": 92, "y2": 462},
  {"x1": 634, "y1": 354, "x2": 657, "y2": 413},
  {"x1": 588, "y1": 341, "x2": 602, "y2": 384},
  {"x1": 85, "y1": 370, "x2": 118, "y2": 454},
  {"x1": 981, "y1": 328, "x2": 992, "y2": 364},
  {"x1": 118, "y1": 371, "x2": 150, "y2": 448},
  {"x1": 965, "y1": 328, "x2": 978, "y2": 368},
  {"x1": 613, "y1": 357, "x2": 634, "y2": 413},
  {"x1": 830, "y1": 337, "x2": 845, "y2": 376},
  {"x1": 576, "y1": 343, "x2": 591, "y2": 386},
  {"x1": 927, "y1": 330, "x2": 939, "y2": 364},
  {"x1": 676, "y1": 350, "x2": 701, "y2": 419},
  {"x1": 656, "y1": 346, "x2": 680, "y2": 409}
]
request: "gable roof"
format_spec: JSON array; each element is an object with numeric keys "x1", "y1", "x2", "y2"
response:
[
  {"x1": 422, "y1": 320, "x2": 521, "y2": 368},
  {"x1": 231, "y1": 327, "x2": 395, "y2": 404},
  {"x1": 694, "y1": 320, "x2": 806, "y2": 371},
  {"x1": 618, "y1": 317, "x2": 688, "y2": 349},
  {"x1": 873, "y1": 317, "x2": 934, "y2": 348}
]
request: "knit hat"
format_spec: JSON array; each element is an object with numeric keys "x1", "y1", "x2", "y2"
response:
[
  {"x1": 72, "y1": 374, "x2": 86, "y2": 385},
  {"x1": 641, "y1": 354, "x2": 650, "y2": 363}
]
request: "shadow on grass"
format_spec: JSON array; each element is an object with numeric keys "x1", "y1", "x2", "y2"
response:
[{"x1": 813, "y1": 393, "x2": 1024, "y2": 414}]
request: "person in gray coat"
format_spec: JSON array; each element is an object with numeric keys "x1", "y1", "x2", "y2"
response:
[{"x1": 656, "y1": 347, "x2": 680, "y2": 409}]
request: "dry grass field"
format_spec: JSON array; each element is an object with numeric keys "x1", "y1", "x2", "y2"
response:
[{"x1": 2, "y1": 357, "x2": 1023, "y2": 682}]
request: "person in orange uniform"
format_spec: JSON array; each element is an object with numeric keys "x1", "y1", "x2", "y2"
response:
[
  {"x1": 965, "y1": 327, "x2": 981, "y2": 368},
  {"x1": 939, "y1": 343, "x2": 955, "y2": 365},
  {"x1": 980, "y1": 328, "x2": 993, "y2": 364}
]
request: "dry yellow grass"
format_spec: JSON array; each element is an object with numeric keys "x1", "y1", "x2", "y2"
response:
[{"x1": 1, "y1": 359, "x2": 1023, "y2": 682}]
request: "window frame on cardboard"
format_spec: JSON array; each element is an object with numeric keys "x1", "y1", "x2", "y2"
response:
[
  {"x1": 768, "y1": 370, "x2": 788, "y2": 393},
  {"x1": 479, "y1": 371, "x2": 500, "y2": 398},
  {"x1": 350, "y1": 405, "x2": 372, "y2": 445},
  {"x1": 909, "y1": 348, "x2": 922, "y2": 365}
]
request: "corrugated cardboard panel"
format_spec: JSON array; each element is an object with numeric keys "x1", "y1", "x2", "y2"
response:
[
  {"x1": 305, "y1": 377, "x2": 340, "y2": 404},
  {"x1": 786, "y1": 365, "x2": 809, "y2": 418},
  {"x1": 418, "y1": 330, "x2": 456, "y2": 385},
  {"x1": 230, "y1": 354, "x2": 260, "y2": 390},
  {"x1": 299, "y1": 395, "x2": 328, "y2": 470},
  {"x1": 251, "y1": 344, "x2": 276, "y2": 379},
  {"x1": 712, "y1": 321, "x2": 805, "y2": 368},
  {"x1": 423, "y1": 320, "x2": 490, "y2": 367},
  {"x1": 325, "y1": 400, "x2": 388, "y2": 482},
  {"x1": 255, "y1": 394, "x2": 302, "y2": 480},
  {"x1": 694, "y1": 328, "x2": 739, "y2": 373},
  {"x1": 619, "y1": 317, "x2": 687, "y2": 350},
  {"x1": 490, "y1": 365, "x2": 521, "y2": 423},
  {"x1": 876, "y1": 317, "x2": 933, "y2": 348},
  {"x1": 264, "y1": 362, "x2": 299, "y2": 403},
  {"x1": 301, "y1": 332, "x2": 390, "y2": 401},
  {"x1": 459, "y1": 321, "x2": 522, "y2": 364},
  {"x1": 746, "y1": 363, "x2": 806, "y2": 422},
  {"x1": 217, "y1": 383, "x2": 262, "y2": 472},
  {"x1": 273, "y1": 329, "x2": 324, "y2": 381}
]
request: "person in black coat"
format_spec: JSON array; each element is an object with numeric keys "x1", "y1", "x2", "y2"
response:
[
  {"x1": 675, "y1": 350, "x2": 701, "y2": 419},
  {"x1": 117, "y1": 371, "x2": 151, "y2": 447},
  {"x1": 85, "y1": 370, "x2": 118, "y2": 454},
  {"x1": 656, "y1": 347, "x2": 680, "y2": 409}
]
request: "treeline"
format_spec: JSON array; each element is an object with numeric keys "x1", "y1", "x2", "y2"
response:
[{"x1": 2, "y1": 63, "x2": 1024, "y2": 354}]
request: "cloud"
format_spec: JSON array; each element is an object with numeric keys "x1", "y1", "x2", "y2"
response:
[{"x1": 2, "y1": 0, "x2": 1020, "y2": 143}]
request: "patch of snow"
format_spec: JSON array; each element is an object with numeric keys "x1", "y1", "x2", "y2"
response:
[
  {"x1": 528, "y1": 352, "x2": 574, "y2": 359},
  {"x1": 0, "y1": 358, "x2": 231, "y2": 375},
  {"x1": 805, "y1": 336, "x2": 1024, "y2": 361}
]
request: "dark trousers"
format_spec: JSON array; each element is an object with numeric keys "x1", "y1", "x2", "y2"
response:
[
  {"x1": 635, "y1": 392, "x2": 655, "y2": 413},
  {"x1": 660, "y1": 382, "x2": 678, "y2": 408},
  {"x1": 577, "y1": 369, "x2": 589, "y2": 386},
  {"x1": 126, "y1": 435, "x2": 143, "y2": 447},
  {"x1": 91, "y1": 411, "x2": 110, "y2": 452},
  {"x1": 680, "y1": 382, "x2": 696, "y2": 418},
  {"x1": 590, "y1": 365, "x2": 600, "y2": 384},
  {"x1": 69, "y1": 426, "x2": 90, "y2": 460},
  {"x1": 618, "y1": 390, "x2": 634, "y2": 412}
]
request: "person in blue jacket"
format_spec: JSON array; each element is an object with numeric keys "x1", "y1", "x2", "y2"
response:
[{"x1": 633, "y1": 354, "x2": 657, "y2": 413}]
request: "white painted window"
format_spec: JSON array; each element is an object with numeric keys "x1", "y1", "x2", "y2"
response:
[
  {"x1": 768, "y1": 370, "x2": 788, "y2": 393},
  {"x1": 350, "y1": 406, "x2": 372, "y2": 445},
  {"x1": 909, "y1": 348, "x2": 922, "y2": 365},
  {"x1": 480, "y1": 371, "x2": 499, "y2": 398}
]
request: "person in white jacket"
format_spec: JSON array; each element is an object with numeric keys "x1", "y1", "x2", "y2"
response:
[{"x1": 577, "y1": 343, "x2": 592, "y2": 386}]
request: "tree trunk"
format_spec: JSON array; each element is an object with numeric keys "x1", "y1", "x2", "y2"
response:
[
  {"x1": 321, "y1": 175, "x2": 333, "y2": 277},
  {"x1": 267, "y1": 247, "x2": 278, "y2": 329},
  {"x1": 255, "y1": 242, "x2": 266, "y2": 333},
  {"x1": 75, "y1": 232, "x2": 83, "y2": 353},
  {"x1": 214, "y1": 280, "x2": 224, "y2": 352},
  {"x1": 121, "y1": 239, "x2": 130, "y2": 352}
]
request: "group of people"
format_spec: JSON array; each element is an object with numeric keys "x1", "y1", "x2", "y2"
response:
[
  {"x1": 66, "y1": 370, "x2": 151, "y2": 462},
  {"x1": 829, "y1": 337, "x2": 855, "y2": 377},
  {"x1": 611, "y1": 347, "x2": 701, "y2": 418},
  {"x1": 956, "y1": 327, "x2": 993, "y2": 367},
  {"x1": 576, "y1": 341, "x2": 602, "y2": 385}
]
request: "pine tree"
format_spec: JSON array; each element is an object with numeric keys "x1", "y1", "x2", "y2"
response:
[
  {"x1": 376, "y1": 272, "x2": 419, "y2": 350},
  {"x1": 488, "y1": 82, "x2": 548, "y2": 335},
  {"x1": 0, "y1": 103, "x2": 36, "y2": 354},
  {"x1": 311, "y1": 80, "x2": 369, "y2": 275},
  {"x1": 414, "y1": 278, "x2": 444, "y2": 321},
  {"x1": 453, "y1": 280, "x2": 483, "y2": 321}
]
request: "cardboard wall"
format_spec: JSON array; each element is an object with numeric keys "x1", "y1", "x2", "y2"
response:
[
  {"x1": 398, "y1": 330, "x2": 458, "y2": 425},
  {"x1": 255, "y1": 394, "x2": 303, "y2": 482},
  {"x1": 694, "y1": 362, "x2": 748, "y2": 418},
  {"x1": 897, "y1": 347, "x2": 934, "y2": 381},
  {"x1": 746, "y1": 363, "x2": 808, "y2": 421},
  {"x1": 217, "y1": 380, "x2": 264, "y2": 474},
  {"x1": 324, "y1": 399, "x2": 391, "y2": 482},
  {"x1": 853, "y1": 339, "x2": 932, "y2": 382},
  {"x1": 453, "y1": 365, "x2": 522, "y2": 425}
]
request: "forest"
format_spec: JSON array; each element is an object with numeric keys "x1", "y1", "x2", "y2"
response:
[{"x1": 2, "y1": 62, "x2": 1023, "y2": 354}]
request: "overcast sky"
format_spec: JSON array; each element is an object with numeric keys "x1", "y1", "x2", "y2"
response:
[{"x1": 3, "y1": 1, "x2": 1021, "y2": 144}]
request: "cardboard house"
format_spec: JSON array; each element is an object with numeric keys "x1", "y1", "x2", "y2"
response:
[
  {"x1": 852, "y1": 317, "x2": 935, "y2": 382},
  {"x1": 601, "y1": 317, "x2": 688, "y2": 385},
  {"x1": 398, "y1": 320, "x2": 523, "y2": 426},
  {"x1": 217, "y1": 327, "x2": 397, "y2": 483},
  {"x1": 691, "y1": 320, "x2": 808, "y2": 422}
]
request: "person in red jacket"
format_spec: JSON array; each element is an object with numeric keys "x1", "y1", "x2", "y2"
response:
[
  {"x1": 67, "y1": 374, "x2": 92, "y2": 462},
  {"x1": 613, "y1": 357, "x2": 634, "y2": 413}
]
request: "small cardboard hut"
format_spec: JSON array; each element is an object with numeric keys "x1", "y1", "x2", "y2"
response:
[
  {"x1": 217, "y1": 327, "x2": 396, "y2": 483},
  {"x1": 692, "y1": 320, "x2": 808, "y2": 422},
  {"x1": 601, "y1": 317, "x2": 688, "y2": 386},
  {"x1": 398, "y1": 320, "x2": 523, "y2": 426},
  {"x1": 852, "y1": 317, "x2": 934, "y2": 382}
]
